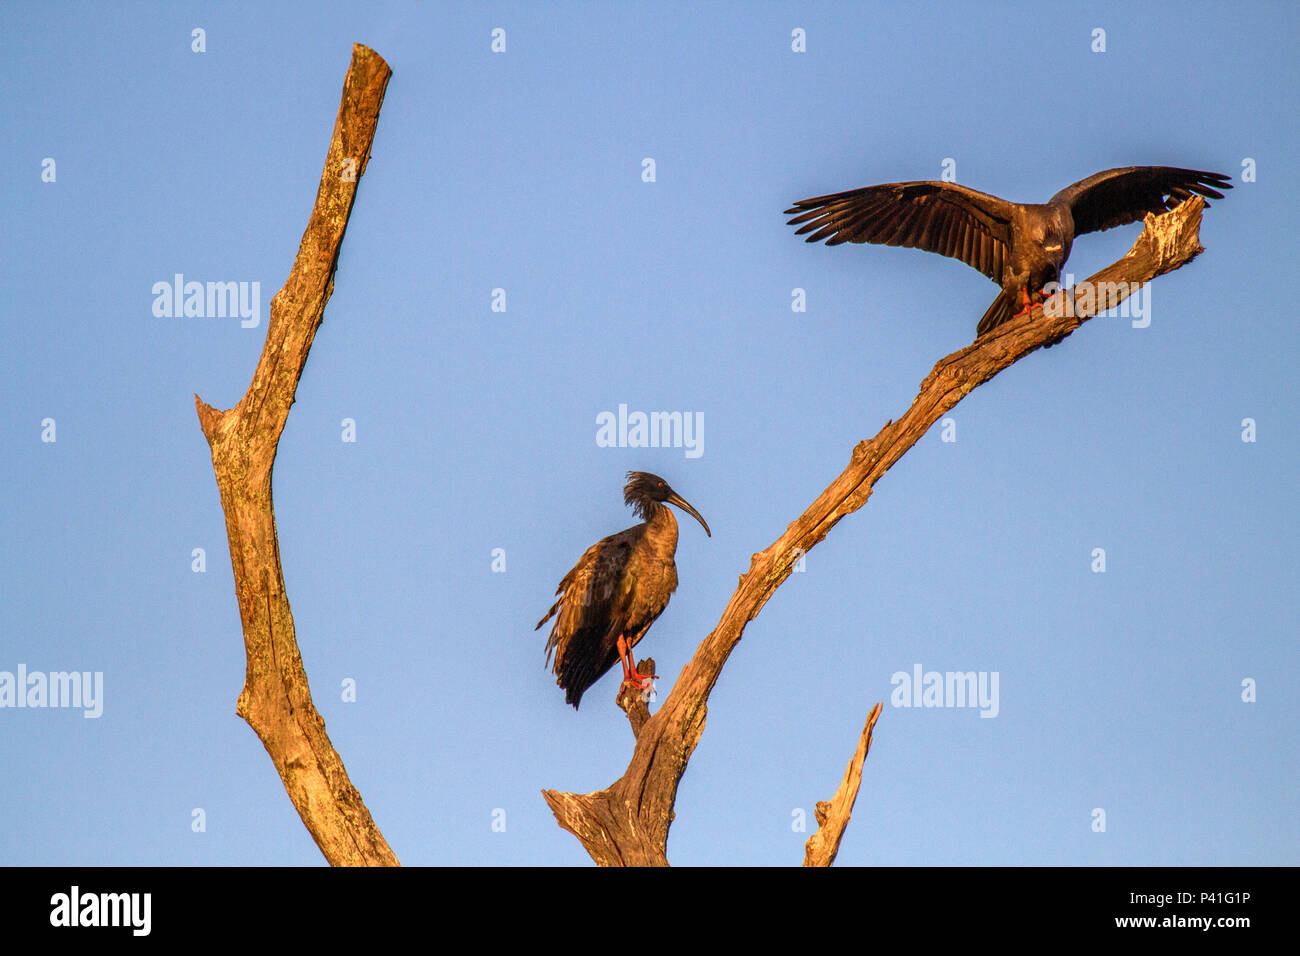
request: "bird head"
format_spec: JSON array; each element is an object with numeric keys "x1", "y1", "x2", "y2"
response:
[{"x1": 624, "y1": 471, "x2": 711, "y2": 536}]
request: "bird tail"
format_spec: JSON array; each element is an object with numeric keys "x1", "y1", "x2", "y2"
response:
[
  {"x1": 977, "y1": 288, "x2": 1017, "y2": 337},
  {"x1": 555, "y1": 639, "x2": 603, "y2": 709}
]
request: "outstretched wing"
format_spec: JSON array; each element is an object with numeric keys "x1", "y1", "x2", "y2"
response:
[
  {"x1": 785, "y1": 180, "x2": 1017, "y2": 282},
  {"x1": 536, "y1": 527, "x2": 642, "y2": 706},
  {"x1": 1050, "y1": 166, "x2": 1231, "y2": 236}
]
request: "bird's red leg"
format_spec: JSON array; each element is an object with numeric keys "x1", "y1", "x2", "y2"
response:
[
  {"x1": 617, "y1": 634, "x2": 656, "y2": 690},
  {"x1": 621, "y1": 634, "x2": 637, "y2": 681},
  {"x1": 1012, "y1": 287, "x2": 1034, "y2": 318}
]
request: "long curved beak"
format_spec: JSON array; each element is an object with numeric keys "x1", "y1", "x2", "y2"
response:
[{"x1": 666, "y1": 491, "x2": 711, "y2": 537}]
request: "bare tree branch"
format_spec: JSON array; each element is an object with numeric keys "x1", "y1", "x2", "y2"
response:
[
  {"x1": 616, "y1": 657, "x2": 656, "y2": 738},
  {"x1": 544, "y1": 197, "x2": 1212, "y2": 866},
  {"x1": 195, "y1": 44, "x2": 396, "y2": 867},
  {"x1": 803, "y1": 702, "x2": 883, "y2": 867}
]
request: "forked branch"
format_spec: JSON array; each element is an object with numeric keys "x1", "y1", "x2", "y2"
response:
[{"x1": 195, "y1": 45, "x2": 395, "y2": 866}]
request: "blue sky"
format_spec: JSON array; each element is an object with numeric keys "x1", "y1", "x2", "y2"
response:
[{"x1": 2, "y1": 1, "x2": 1295, "y2": 866}]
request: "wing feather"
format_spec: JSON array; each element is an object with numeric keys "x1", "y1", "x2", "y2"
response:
[
  {"x1": 785, "y1": 180, "x2": 1017, "y2": 281},
  {"x1": 536, "y1": 527, "x2": 643, "y2": 707},
  {"x1": 1050, "y1": 166, "x2": 1231, "y2": 235}
]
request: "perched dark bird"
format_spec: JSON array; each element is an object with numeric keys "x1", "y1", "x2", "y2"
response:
[
  {"x1": 786, "y1": 166, "x2": 1231, "y2": 336},
  {"x1": 536, "y1": 472, "x2": 711, "y2": 709}
]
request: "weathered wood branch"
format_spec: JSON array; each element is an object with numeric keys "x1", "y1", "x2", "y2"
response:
[
  {"x1": 544, "y1": 197, "x2": 1211, "y2": 866},
  {"x1": 195, "y1": 44, "x2": 395, "y2": 866},
  {"x1": 616, "y1": 657, "x2": 656, "y2": 738},
  {"x1": 803, "y1": 702, "x2": 883, "y2": 867}
]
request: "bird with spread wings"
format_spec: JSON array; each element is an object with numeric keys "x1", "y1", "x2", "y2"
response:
[{"x1": 786, "y1": 166, "x2": 1231, "y2": 336}]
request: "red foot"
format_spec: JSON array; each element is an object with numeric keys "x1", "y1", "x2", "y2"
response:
[
  {"x1": 616, "y1": 634, "x2": 657, "y2": 690},
  {"x1": 621, "y1": 662, "x2": 658, "y2": 691},
  {"x1": 1013, "y1": 287, "x2": 1051, "y2": 319}
]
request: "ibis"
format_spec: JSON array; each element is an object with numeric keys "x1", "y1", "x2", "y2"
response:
[{"x1": 536, "y1": 471, "x2": 710, "y2": 709}]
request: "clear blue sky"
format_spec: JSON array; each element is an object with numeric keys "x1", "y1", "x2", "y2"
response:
[{"x1": 2, "y1": 1, "x2": 1295, "y2": 866}]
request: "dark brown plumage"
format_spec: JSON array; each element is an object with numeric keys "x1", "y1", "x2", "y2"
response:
[
  {"x1": 536, "y1": 472, "x2": 710, "y2": 709},
  {"x1": 785, "y1": 166, "x2": 1231, "y2": 336}
]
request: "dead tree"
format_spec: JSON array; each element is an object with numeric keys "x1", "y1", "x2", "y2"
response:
[
  {"x1": 195, "y1": 45, "x2": 396, "y2": 867},
  {"x1": 192, "y1": 45, "x2": 1212, "y2": 865},
  {"x1": 543, "y1": 197, "x2": 1214, "y2": 866}
]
